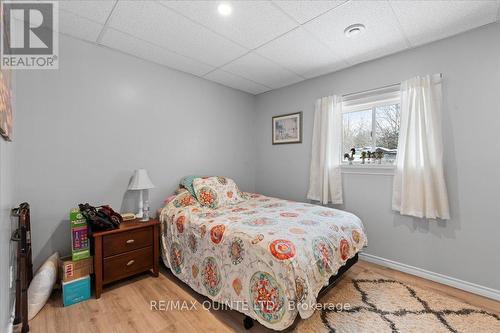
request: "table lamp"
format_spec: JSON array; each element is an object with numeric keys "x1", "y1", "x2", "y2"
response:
[{"x1": 128, "y1": 169, "x2": 155, "y2": 221}]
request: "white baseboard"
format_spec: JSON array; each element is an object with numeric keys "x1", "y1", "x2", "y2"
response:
[{"x1": 359, "y1": 252, "x2": 500, "y2": 301}]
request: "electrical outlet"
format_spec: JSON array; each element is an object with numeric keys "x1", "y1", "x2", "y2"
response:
[{"x1": 9, "y1": 265, "x2": 13, "y2": 289}]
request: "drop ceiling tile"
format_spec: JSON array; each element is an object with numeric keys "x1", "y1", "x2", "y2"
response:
[
  {"x1": 108, "y1": 0, "x2": 247, "y2": 67},
  {"x1": 303, "y1": 0, "x2": 407, "y2": 67},
  {"x1": 255, "y1": 27, "x2": 347, "y2": 78},
  {"x1": 101, "y1": 28, "x2": 214, "y2": 76},
  {"x1": 205, "y1": 69, "x2": 271, "y2": 95},
  {"x1": 9, "y1": 6, "x2": 103, "y2": 43},
  {"x1": 221, "y1": 52, "x2": 304, "y2": 89},
  {"x1": 58, "y1": 9, "x2": 104, "y2": 42},
  {"x1": 390, "y1": 0, "x2": 500, "y2": 47},
  {"x1": 57, "y1": 0, "x2": 117, "y2": 24},
  {"x1": 272, "y1": 0, "x2": 346, "y2": 24},
  {"x1": 159, "y1": 1, "x2": 298, "y2": 49}
]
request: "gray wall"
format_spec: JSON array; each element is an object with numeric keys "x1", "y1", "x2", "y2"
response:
[
  {"x1": 254, "y1": 22, "x2": 500, "y2": 290},
  {"x1": 13, "y1": 34, "x2": 256, "y2": 269},
  {"x1": 0, "y1": 137, "x2": 15, "y2": 332},
  {"x1": 10, "y1": 21, "x2": 500, "y2": 296}
]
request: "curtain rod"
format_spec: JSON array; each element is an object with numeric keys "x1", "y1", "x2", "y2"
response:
[{"x1": 342, "y1": 73, "x2": 443, "y2": 98}]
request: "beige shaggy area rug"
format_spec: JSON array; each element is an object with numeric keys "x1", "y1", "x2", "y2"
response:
[{"x1": 293, "y1": 272, "x2": 499, "y2": 333}]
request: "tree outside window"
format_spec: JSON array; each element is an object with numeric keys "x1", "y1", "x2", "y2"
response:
[{"x1": 342, "y1": 103, "x2": 400, "y2": 164}]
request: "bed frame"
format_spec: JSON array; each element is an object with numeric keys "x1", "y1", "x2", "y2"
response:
[
  {"x1": 318, "y1": 253, "x2": 359, "y2": 297},
  {"x1": 243, "y1": 253, "x2": 359, "y2": 329}
]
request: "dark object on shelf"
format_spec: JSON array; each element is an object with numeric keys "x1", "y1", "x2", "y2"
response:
[
  {"x1": 98, "y1": 205, "x2": 123, "y2": 226},
  {"x1": 344, "y1": 148, "x2": 356, "y2": 164},
  {"x1": 78, "y1": 203, "x2": 122, "y2": 231},
  {"x1": 11, "y1": 202, "x2": 33, "y2": 333}
]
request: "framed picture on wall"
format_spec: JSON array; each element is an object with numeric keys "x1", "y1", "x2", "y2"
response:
[
  {"x1": 0, "y1": 7, "x2": 12, "y2": 141},
  {"x1": 0, "y1": 68, "x2": 12, "y2": 141},
  {"x1": 272, "y1": 111, "x2": 302, "y2": 145}
]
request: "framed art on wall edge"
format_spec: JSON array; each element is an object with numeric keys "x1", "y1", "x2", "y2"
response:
[{"x1": 272, "y1": 112, "x2": 302, "y2": 145}]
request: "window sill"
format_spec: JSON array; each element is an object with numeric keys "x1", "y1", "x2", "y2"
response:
[{"x1": 341, "y1": 163, "x2": 395, "y2": 175}]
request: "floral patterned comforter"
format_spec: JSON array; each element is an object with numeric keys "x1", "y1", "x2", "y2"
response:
[{"x1": 160, "y1": 192, "x2": 367, "y2": 331}]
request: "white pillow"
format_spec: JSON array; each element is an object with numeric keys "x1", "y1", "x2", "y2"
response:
[{"x1": 28, "y1": 252, "x2": 59, "y2": 320}]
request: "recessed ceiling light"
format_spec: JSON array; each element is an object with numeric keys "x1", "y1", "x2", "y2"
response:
[
  {"x1": 344, "y1": 24, "x2": 366, "y2": 37},
  {"x1": 217, "y1": 3, "x2": 232, "y2": 16}
]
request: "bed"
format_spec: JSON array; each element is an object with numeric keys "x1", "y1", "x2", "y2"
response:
[{"x1": 159, "y1": 177, "x2": 367, "y2": 331}]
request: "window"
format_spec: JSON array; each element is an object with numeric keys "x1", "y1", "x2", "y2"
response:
[{"x1": 341, "y1": 89, "x2": 401, "y2": 165}]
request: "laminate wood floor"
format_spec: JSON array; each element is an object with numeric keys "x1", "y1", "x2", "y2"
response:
[{"x1": 24, "y1": 260, "x2": 499, "y2": 333}]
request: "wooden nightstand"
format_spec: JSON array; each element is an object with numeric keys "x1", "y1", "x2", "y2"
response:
[{"x1": 91, "y1": 218, "x2": 160, "y2": 298}]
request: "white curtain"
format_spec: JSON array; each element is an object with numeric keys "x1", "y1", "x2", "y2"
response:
[
  {"x1": 307, "y1": 95, "x2": 343, "y2": 205},
  {"x1": 392, "y1": 74, "x2": 450, "y2": 219}
]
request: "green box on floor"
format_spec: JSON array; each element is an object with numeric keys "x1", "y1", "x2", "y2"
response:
[{"x1": 62, "y1": 275, "x2": 91, "y2": 307}]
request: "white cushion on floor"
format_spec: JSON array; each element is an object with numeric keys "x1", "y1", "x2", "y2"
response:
[{"x1": 28, "y1": 252, "x2": 59, "y2": 320}]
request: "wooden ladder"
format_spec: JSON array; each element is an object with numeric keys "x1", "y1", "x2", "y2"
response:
[{"x1": 11, "y1": 202, "x2": 33, "y2": 333}]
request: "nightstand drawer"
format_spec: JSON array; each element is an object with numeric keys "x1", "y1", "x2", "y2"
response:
[
  {"x1": 103, "y1": 227, "x2": 152, "y2": 257},
  {"x1": 103, "y1": 246, "x2": 153, "y2": 283},
  {"x1": 92, "y1": 218, "x2": 159, "y2": 299}
]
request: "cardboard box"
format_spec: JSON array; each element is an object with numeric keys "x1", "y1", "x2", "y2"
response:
[
  {"x1": 59, "y1": 256, "x2": 93, "y2": 283},
  {"x1": 62, "y1": 275, "x2": 91, "y2": 307},
  {"x1": 70, "y1": 208, "x2": 90, "y2": 261}
]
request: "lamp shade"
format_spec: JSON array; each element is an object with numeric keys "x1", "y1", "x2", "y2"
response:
[{"x1": 128, "y1": 169, "x2": 155, "y2": 190}]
